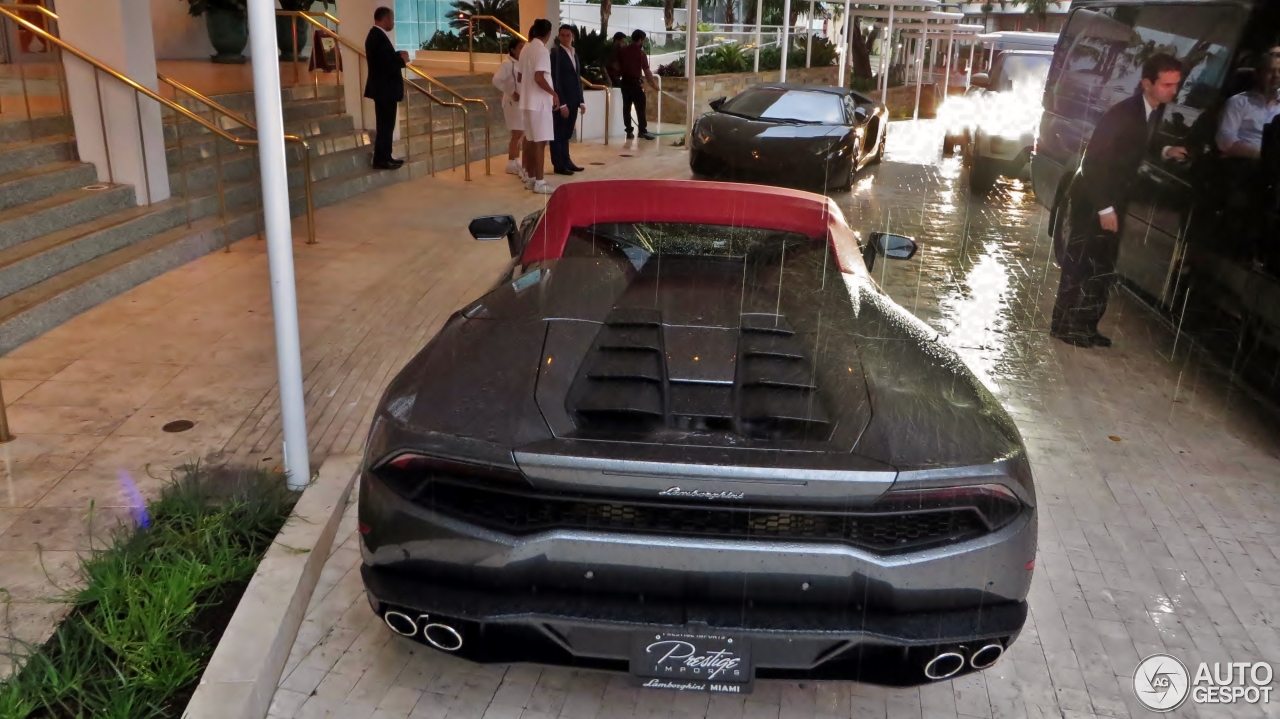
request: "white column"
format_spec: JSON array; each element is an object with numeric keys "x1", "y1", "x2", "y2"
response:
[
  {"x1": 685, "y1": 0, "x2": 698, "y2": 141},
  {"x1": 805, "y1": 0, "x2": 813, "y2": 68},
  {"x1": 943, "y1": 28, "x2": 953, "y2": 96},
  {"x1": 248, "y1": 0, "x2": 311, "y2": 491},
  {"x1": 912, "y1": 31, "x2": 924, "y2": 119},
  {"x1": 837, "y1": 0, "x2": 851, "y2": 88},
  {"x1": 58, "y1": 0, "x2": 169, "y2": 205},
  {"x1": 753, "y1": 0, "x2": 762, "y2": 72},
  {"x1": 338, "y1": 0, "x2": 380, "y2": 132},
  {"x1": 967, "y1": 40, "x2": 976, "y2": 87},
  {"x1": 879, "y1": 5, "x2": 893, "y2": 97},
  {"x1": 779, "y1": 0, "x2": 791, "y2": 81}
]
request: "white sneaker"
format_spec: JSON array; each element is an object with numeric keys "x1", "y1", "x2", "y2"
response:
[
  {"x1": 524, "y1": 177, "x2": 536, "y2": 191},
  {"x1": 505, "y1": 159, "x2": 522, "y2": 175},
  {"x1": 519, "y1": 169, "x2": 530, "y2": 184},
  {"x1": 531, "y1": 180, "x2": 553, "y2": 195}
]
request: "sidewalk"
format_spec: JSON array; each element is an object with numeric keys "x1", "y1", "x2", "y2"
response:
[
  {"x1": 0, "y1": 135, "x2": 684, "y2": 677},
  {"x1": 267, "y1": 123, "x2": 1280, "y2": 719}
]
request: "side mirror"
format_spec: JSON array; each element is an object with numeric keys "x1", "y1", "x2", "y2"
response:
[
  {"x1": 853, "y1": 105, "x2": 870, "y2": 125},
  {"x1": 862, "y1": 231, "x2": 918, "y2": 271},
  {"x1": 969, "y1": 73, "x2": 990, "y2": 89},
  {"x1": 709, "y1": 96, "x2": 727, "y2": 111},
  {"x1": 468, "y1": 214, "x2": 520, "y2": 257}
]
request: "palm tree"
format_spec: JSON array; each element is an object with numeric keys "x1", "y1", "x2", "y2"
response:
[
  {"x1": 449, "y1": 0, "x2": 519, "y2": 39},
  {"x1": 600, "y1": 0, "x2": 611, "y2": 37},
  {"x1": 1014, "y1": 0, "x2": 1051, "y2": 31}
]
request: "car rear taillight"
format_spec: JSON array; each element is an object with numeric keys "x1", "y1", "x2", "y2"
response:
[
  {"x1": 871, "y1": 483, "x2": 1023, "y2": 531},
  {"x1": 375, "y1": 452, "x2": 525, "y2": 500}
]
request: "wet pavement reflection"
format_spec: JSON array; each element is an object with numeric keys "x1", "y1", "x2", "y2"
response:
[{"x1": 842, "y1": 120, "x2": 1057, "y2": 400}]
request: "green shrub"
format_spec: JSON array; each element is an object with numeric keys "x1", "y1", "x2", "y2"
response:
[{"x1": 0, "y1": 465, "x2": 297, "y2": 719}]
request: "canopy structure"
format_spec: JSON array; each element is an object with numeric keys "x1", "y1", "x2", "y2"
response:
[{"x1": 897, "y1": 22, "x2": 984, "y2": 117}]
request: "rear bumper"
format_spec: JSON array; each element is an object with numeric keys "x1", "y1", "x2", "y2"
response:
[
  {"x1": 690, "y1": 146, "x2": 850, "y2": 190},
  {"x1": 974, "y1": 131, "x2": 1034, "y2": 166},
  {"x1": 362, "y1": 563, "x2": 1028, "y2": 685},
  {"x1": 358, "y1": 468, "x2": 1035, "y2": 683}
]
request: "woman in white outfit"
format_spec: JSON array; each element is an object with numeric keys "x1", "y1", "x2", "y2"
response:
[{"x1": 492, "y1": 39, "x2": 526, "y2": 176}]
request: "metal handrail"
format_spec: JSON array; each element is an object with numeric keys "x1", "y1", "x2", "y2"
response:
[
  {"x1": 0, "y1": 5, "x2": 315, "y2": 248},
  {"x1": 159, "y1": 73, "x2": 316, "y2": 244},
  {"x1": 465, "y1": 14, "x2": 527, "y2": 73},
  {"x1": 288, "y1": 12, "x2": 476, "y2": 180},
  {"x1": 405, "y1": 64, "x2": 491, "y2": 176},
  {"x1": 580, "y1": 77, "x2": 612, "y2": 146}
]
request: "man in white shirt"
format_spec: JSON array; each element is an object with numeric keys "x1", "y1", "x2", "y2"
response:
[
  {"x1": 1217, "y1": 53, "x2": 1280, "y2": 160},
  {"x1": 517, "y1": 19, "x2": 558, "y2": 195}
]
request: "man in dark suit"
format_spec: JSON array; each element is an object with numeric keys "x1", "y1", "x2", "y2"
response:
[
  {"x1": 1052, "y1": 53, "x2": 1189, "y2": 348},
  {"x1": 550, "y1": 25, "x2": 586, "y2": 175},
  {"x1": 364, "y1": 7, "x2": 410, "y2": 170}
]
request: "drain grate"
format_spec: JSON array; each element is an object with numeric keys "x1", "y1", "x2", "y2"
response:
[{"x1": 162, "y1": 420, "x2": 195, "y2": 433}]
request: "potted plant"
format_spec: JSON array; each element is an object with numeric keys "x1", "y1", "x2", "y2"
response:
[
  {"x1": 185, "y1": 0, "x2": 249, "y2": 64},
  {"x1": 278, "y1": 0, "x2": 315, "y2": 61}
]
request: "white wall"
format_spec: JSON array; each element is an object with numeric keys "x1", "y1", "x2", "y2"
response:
[
  {"x1": 151, "y1": 0, "x2": 219, "y2": 60},
  {"x1": 149, "y1": 0, "x2": 329, "y2": 61}
]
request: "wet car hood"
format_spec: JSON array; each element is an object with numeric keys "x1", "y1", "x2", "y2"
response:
[{"x1": 377, "y1": 243, "x2": 1025, "y2": 474}]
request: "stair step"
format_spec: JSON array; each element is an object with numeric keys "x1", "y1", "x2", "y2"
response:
[
  {"x1": 0, "y1": 183, "x2": 136, "y2": 253},
  {"x1": 0, "y1": 115, "x2": 73, "y2": 145},
  {"x1": 177, "y1": 83, "x2": 345, "y2": 114},
  {"x1": 167, "y1": 122, "x2": 369, "y2": 171},
  {"x1": 162, "y1": 97, "x2": 346, "y2": 143},
  {"x1": 0, "y1": 135, "x2": 76, "y2": 176},
  {"x1": 0, "y1": 201, "x2": 188, "y2": 299},
  {"x1": 0, "y1": 161, "x2": 100, "y2": 212},
  {"x1": 0, "y1": 212, "x2": 244, "y2": 355}
]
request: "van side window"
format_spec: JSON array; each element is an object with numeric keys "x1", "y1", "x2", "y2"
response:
[{"x1": 1054, "y1": 4, "x2": 1245, "y2": 157}]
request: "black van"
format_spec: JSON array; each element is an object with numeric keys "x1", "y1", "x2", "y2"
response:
[{"x1": 1032, "y1": 0, "x2": 1280, "y2": 397}]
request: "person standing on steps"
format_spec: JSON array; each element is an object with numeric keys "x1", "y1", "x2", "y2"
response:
[
  {"x1": 493, "y1": 38, "x2": 527, "y2": 177},
  {"x1": 550, "y1": 25, "x2": 586, "y2": 175},
  {"x1": 1051, "y1": 53, "x2": 1188, "y2": 348},
  {"x1": 364, "y1": 6, "x2": 410, "y2": 170},
  {"x1": 517, "y1": 19, "x2": 558, "y2": 195},
  {"x1": 618, "y1": 29, "x2": 659, "y2": 140}
]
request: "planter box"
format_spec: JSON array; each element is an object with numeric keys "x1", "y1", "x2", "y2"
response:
[{"x1": 649, "y1": 65, "x2": 839, "y2": 125}]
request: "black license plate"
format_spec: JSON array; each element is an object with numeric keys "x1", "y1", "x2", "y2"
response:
[{"x1": 630, "y1": 631, "x2": 753, "y2": 694}]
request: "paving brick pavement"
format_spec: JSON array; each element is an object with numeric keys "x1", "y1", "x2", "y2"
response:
[
  {"x1": 0, "y1": 138, "x2": 685, "y2": 677},
  {"x1": 267, "y1": 124, "x2": 1280, "y2": 719}
]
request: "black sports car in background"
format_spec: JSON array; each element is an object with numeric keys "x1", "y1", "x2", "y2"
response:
[
  {"x1": 358, "y1": 180, "x2": 1037, "y2": 692},
  {"x1": 689, "y1": 84, "x2": 887, "y2": 192}
]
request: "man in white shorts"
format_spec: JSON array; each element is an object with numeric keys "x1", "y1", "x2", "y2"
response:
[
  {"x1": 517, "y1": 19, "x2": 558, "y2": 195},
  {"x1": 492, "y1": 39, "x2": 526, "y2": 176}
]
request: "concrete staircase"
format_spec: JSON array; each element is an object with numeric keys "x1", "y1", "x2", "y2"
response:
[{"x1": 0, "y1": 74, "x2": 508, "y2": 355}]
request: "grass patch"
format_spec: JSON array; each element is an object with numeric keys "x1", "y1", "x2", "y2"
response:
[{"x1": 0, "y1": 465, "x2": 297, "y2": 719}]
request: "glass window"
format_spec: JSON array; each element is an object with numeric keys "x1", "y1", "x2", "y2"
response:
[
  {"x1": 994, "y1": 53, "x2": 1052, "y2": 92},
  {"x1": 719, "y1": 89, "x2": 846, "y2": 124},
  {"x1": 562, "y1": 223, "x2": 816, "y2": 266}
]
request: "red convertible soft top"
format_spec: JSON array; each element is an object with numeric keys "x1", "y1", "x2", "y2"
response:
[{"x1": 521, "y1": 179, "x2": 862, "y2": 272}]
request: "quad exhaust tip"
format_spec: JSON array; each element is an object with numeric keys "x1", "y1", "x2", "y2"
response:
[
  {"x1": 382, "y1": 610, "x2": 465, "y2": 651},
  {"x1": 923, "y1": 651, "x2": 967, "y2": 680},
  {"x1": 970, "y1": 643, "x2": 1004, "y2": 669}
]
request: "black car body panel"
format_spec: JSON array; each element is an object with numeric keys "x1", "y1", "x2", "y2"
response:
[
  {"x1": 689, "y1": 84, "x2": 887, "y2": 191},
  {"x1": 359, "y1": 180, "x2": 1036, "y2": 687}
]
